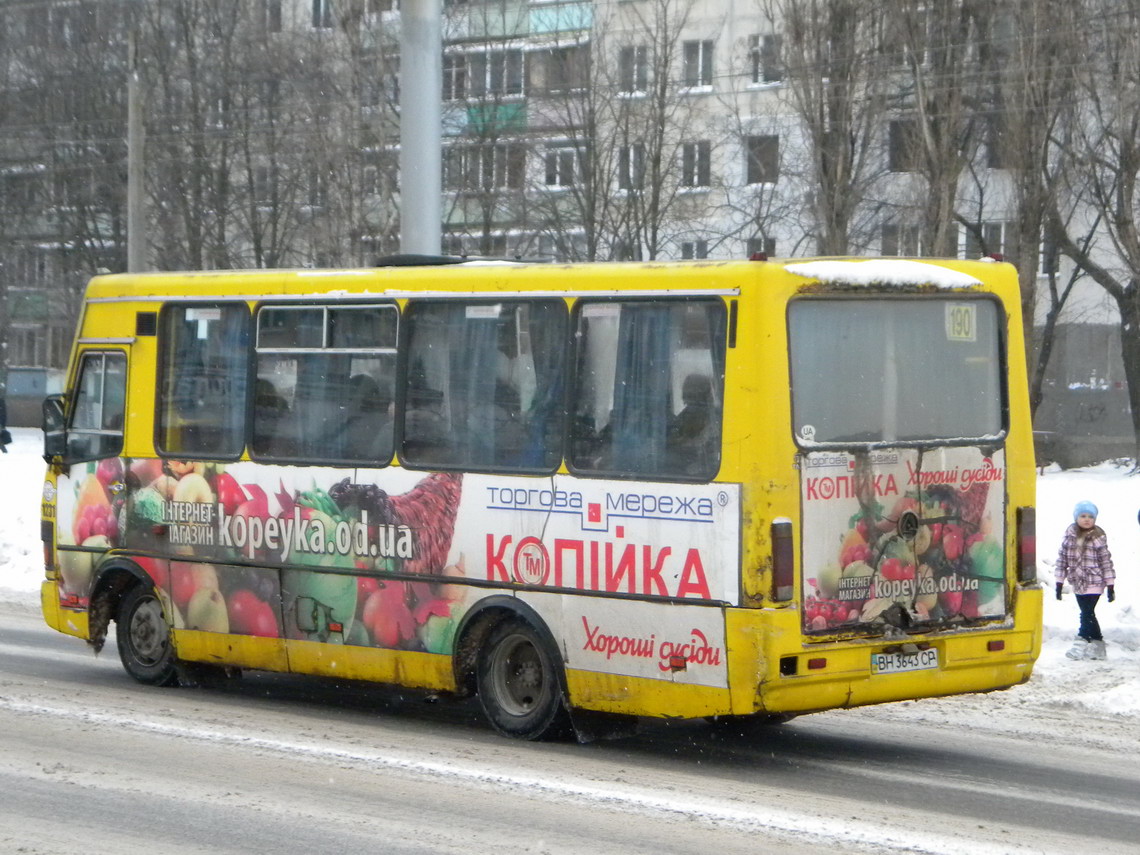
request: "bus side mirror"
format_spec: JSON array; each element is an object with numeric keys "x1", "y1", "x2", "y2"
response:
[{"x1": 42, "y1": 395, "x2": 67, "y2": 462}]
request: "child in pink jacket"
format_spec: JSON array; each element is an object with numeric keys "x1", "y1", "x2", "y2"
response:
[{"x1": 1055, "y1": 501, "x2": 1115, "y2": 660}]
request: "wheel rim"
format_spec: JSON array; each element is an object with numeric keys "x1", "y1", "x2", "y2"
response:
[
  {"x1": 489, "y1": 632, "x2": 546, "y2": 717},
  {"x1": 129, "y1": 595, "x2": 169, "y2": 667}
]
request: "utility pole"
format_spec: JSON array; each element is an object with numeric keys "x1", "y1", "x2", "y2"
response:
[
  {"x1": 127, "y1": 29, "x2": 146, "y2": 273},
  {"x1": 399, "y1": 0, "x2": 442, "y2": 256}
]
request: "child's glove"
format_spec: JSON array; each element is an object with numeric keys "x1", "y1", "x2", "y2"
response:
[
  {"x1": 1107, "y1": 585, "x2": 1115, "y2": 603},
  {"x1": 1056, "y1": 582, "x2": 1063, "y2": 600}
]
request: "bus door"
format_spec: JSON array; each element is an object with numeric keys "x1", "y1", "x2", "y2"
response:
[
  {"x1": 52, "y1": 349, "x2": 129, "y2": 607},
  {"x1": 790, "y1": 296, "x2": 1009, "y2": 636}
]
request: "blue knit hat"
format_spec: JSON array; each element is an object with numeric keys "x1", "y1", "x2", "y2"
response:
[{"x1": 1073, "y1": 501, "x2": 1098, "y2": 521}]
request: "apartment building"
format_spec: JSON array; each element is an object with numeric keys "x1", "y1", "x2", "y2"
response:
[{"x1": 0, "y1": 0, "x2": 1130, "y2": 455}]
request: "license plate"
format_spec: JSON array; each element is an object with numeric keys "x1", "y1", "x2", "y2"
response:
[{"x1": 871, "y1": 648, "x2": 939, "y2": 674}]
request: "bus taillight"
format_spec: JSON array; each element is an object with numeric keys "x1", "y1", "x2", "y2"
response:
[
  {"x1": 41, "y1": 519, "x2": 55, "y2": 577},
  {"x1": 1016, "y1": 507, "x2": 1036, "y2": 584},
  {"x1": 772, "y1": 519, "x2": 794, "y2": 602}
]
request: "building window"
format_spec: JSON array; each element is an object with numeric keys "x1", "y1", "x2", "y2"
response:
[
  {"x1": 10, "y1": 325, "x2": 44, "y2": 367},
  {"x1": 443, "y1": 54, "x2": 467, "y2": 101},
  {"x1": 681, "y1": 240, "x2": 708, "y2": 259},
  {"x1": 681, "y1": 141, "x2": 711, "y2": 187},
  {"x1": 749, "y1": 34, "x2": 783, "y2": 84},
  {"x1": 541, "y1": 45, "x2": 588, "y2": 94},
  {"x1": 888, "y1": 119, "x2": 920, "y2": 172},
  {"x1": 881, "y1": 223, "x2": 922, "y2": 257},
  {"x1": 618, "y1": 143, "x2": 645, "y2": 191},
  {"x1": 545, "y1": 147, "x2": 580, "y2": 187},
  {"x1": 51, "y1": 5, "x2": 94, "y2": 48},
  {"x1": 886, "y1": 6, "x2": 931, "y2": 67},
  {"x1": 682, "y1": 40, "x2": 714, "y2": 87},
  {"x1": 614, "y1": 240, "x2": 642, "y2": 261},
  {"x1": 259, "y1": 0, "x2": 282, "y2": 32},
  {"x1": 308, "y1": 169, "x2": 328, "y2": 208},
  {"x1": 619, "y1": 45, "x2": 648, "y2": 93},
  {"x1": 964, "y1": 222, "x2": 1007, "y2": 260},
  {"x1": 1039, "y1": 228, "x2": 1059, "y2": 277},
  {"x1": 986, "y1": 115, "x2": 1007, "y2": 169},
  {"x1": 469, "y1": 49, "x2": 524, "y2": 98},
  {"x1": 745, "y1": 134, "x2": 778, "y2": 184},
  {"x1": 312, "y1": 0, "x2": 333, "y2": 29},
  {"x1": 253, "y1": 166, "x2": 274, "y2": 206},
  {"x1": 445, "y1": 143, "x2": 526, "y2": 191},
  {"x1": 747, "y1": 236, "x2": 776, "y2": 258}
]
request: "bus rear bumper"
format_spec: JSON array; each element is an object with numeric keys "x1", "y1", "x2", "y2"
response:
[{"x1": 753, "y1": 587, "x2": 1044, "y2": 716}]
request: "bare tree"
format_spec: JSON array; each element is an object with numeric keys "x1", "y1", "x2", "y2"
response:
[
  {"x1": 886, "y1": 0, "x2": 987, "y2": 257},
  {"x1": 438, "y1": 0, "x2": 532, "y2": 257},
  {"x1": 1051, "y1": 0, "x2": 1140, "y2": 460},
  {"x1": 526, "y1": 0, "x2": 709, "y2": 261},
  {"x1": 775, "y1": 0, "x2": 891, "y2": 255},
  {"x1": 713, "y1": 19, "x2": 809, "y2": 257},
  {"x1": 0, "y1": 1, "x2": 126, "y2": 381},
  {"x1": 976, "y1": 0, "x2": 1080, "y2": 415},
  {"x1": 139, "y1": 0, "x2": 246, "y2": 269}
]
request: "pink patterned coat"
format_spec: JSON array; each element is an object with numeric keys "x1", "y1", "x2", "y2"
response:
[{"x1": 1055, "y1": 523, "x2": 1115, "y2": 595}]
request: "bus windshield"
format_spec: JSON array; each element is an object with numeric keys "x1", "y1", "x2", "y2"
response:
[{"x1": 788, "y1": 298, "x2": 1003, "y2": 444}]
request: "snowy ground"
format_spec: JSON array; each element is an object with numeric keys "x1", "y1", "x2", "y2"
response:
[{"x1": 3, "y1": 426, "x2": 1138, "y2": 742}]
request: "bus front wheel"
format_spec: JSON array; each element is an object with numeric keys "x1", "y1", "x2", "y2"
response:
[
  {"x1": 116, "y1": 584, "x2": 179, "y2": 687},
  {"x1": 476, "y1": 618, "x2": 569, "y2": 740}
]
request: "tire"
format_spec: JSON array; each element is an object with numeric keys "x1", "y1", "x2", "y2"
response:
[
  {"x1": 476, "y1": 618, "x2": 569, "y2": 740},
  {"x1": 116, "y1": 584, "x2": 179, "y2": 687}
]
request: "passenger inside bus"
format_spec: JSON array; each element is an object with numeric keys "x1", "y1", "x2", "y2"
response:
[
  {"x1": 403, "y1": 376, "x2": 446, "y2": 462},
  {"x1": 667, "y1": 373, "x2": 716, "y2": 474},
  {"x1": 339, "y1": 373, "x2": 393, "y2": 462},
  {"x1": 252, "y1": 378, "x2": 289, "y2": 455}
]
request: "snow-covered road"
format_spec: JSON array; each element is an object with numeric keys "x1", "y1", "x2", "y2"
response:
[{"x1": 3, "y1": 426, "x2": 1140, "y2": 853}]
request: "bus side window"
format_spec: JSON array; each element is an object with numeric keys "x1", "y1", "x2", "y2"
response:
[
  {"x1": 569, "y1": 300, "x2": 725, "y2": 481},
  {"x1": 157, "y1": 304, "x2": 250, "y2": 459},
  {"x1": 67, "y1": 352, "x2": 127, "y2": 462},
  {"x1": 251, "y1": 303, "x2": 397, "y2": 466},
  {"x1": 400, "y1": 300, "x2": 565, "y2": 472}
]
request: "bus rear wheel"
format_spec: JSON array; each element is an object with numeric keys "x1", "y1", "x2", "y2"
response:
[
  {"x1": 476, "y1": 618, "x2": 569, "y2": 740},
  {"x1": 116, "y1": 584, "x2": 179, "y2": 687}
]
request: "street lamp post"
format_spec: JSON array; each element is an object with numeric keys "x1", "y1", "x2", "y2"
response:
[{"x1": 399, "y1": 0, "x2": 443, "y2": 256}]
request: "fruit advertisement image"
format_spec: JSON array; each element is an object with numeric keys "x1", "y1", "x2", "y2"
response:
[
  {"x1": 55, "y1": 456, "x2": 739, "y2": 671},
  {"x1": 56, "y1": 458, "x2": 467, "y2": 655},
  {"x1": 54, "y1": 457, "x2": 127, "y2": 600},
  {"x1": 801, "y1": 447, "x2": 1007, "y2": 633}
]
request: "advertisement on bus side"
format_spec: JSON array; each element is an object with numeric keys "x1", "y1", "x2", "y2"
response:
[{"x1": 53, "y1": 459, "x2": 739, "y2": 681}]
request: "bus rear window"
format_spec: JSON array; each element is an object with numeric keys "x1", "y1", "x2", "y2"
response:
[
  {"x1": 157, "y1": 304, "x2": 250, "y2": 458},
  {"x1": 569, "y1": 299, "x2": 726, "y2": 480},
  {"x1": 788, "y1": 298, "x2": 1003, "y2": 444}
]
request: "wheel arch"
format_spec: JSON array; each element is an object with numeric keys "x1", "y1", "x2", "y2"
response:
[
  {"x1": 88, "y1": 557, "x2": 160, "y2": 654},
  {"x1": 452, "y1": 595, "x2": 567, "y2": 700}
]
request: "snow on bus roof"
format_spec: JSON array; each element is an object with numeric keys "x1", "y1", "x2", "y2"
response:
[{"x1": 786, "y1": 259, "x2": 982, "y2": 289}]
